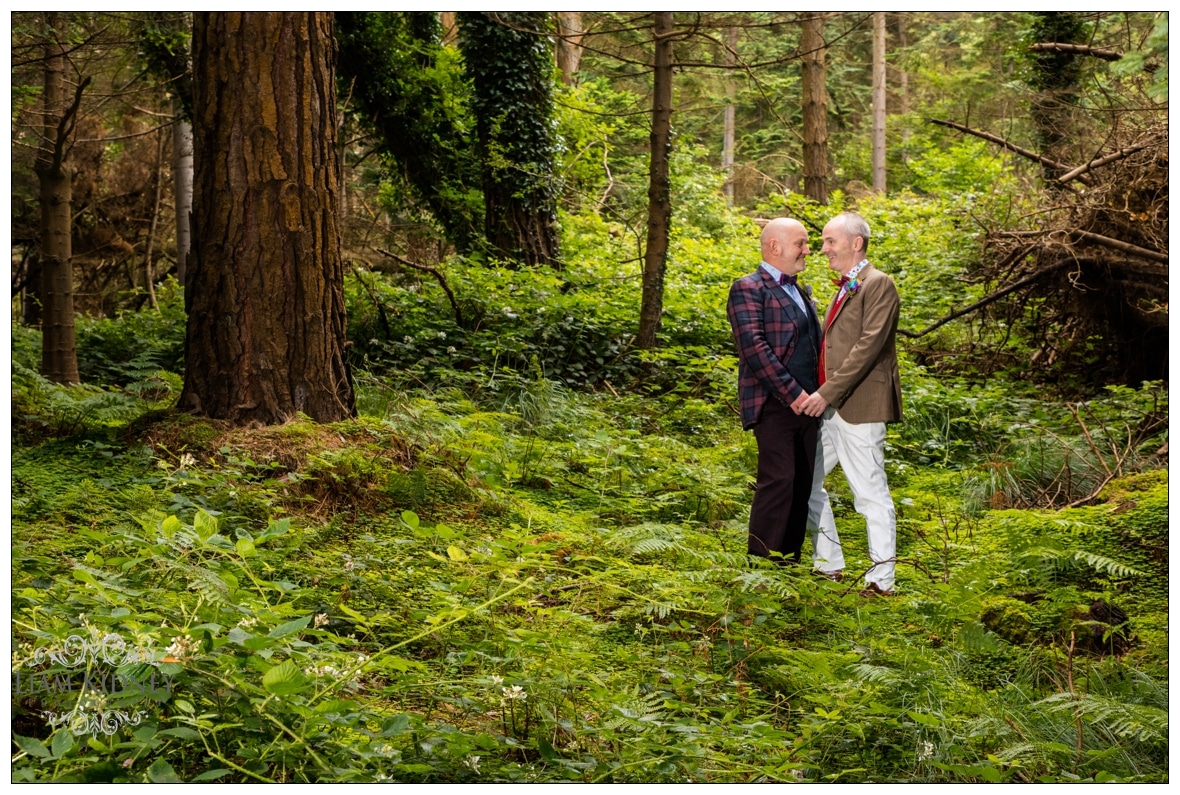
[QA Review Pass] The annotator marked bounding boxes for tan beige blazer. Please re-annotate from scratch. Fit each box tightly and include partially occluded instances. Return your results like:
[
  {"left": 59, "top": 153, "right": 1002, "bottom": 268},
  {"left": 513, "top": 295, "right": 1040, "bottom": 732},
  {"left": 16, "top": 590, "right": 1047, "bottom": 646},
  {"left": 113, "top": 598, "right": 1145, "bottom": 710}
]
[{"left": 816, "top": 263, "right": 903, "bottom": 424}]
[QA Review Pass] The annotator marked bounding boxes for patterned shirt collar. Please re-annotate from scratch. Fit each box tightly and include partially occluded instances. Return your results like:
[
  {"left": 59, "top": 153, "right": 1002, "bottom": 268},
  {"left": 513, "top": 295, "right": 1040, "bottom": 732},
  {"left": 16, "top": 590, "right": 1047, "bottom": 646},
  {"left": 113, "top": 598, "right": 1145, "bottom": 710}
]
[{"left": 843, "top": 259, "right": 869, "bottom": 282}]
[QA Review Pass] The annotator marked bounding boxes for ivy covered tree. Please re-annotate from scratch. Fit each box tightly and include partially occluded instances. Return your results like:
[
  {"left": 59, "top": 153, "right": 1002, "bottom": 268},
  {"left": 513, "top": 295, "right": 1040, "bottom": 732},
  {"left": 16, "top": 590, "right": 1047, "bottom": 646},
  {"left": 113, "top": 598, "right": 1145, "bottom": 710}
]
[
  {"left": 1027, "top": 11, "right": 1088, "bottom": 182},
  {"left": 458, "top": 12, "right": 561, "bottom": 267}
]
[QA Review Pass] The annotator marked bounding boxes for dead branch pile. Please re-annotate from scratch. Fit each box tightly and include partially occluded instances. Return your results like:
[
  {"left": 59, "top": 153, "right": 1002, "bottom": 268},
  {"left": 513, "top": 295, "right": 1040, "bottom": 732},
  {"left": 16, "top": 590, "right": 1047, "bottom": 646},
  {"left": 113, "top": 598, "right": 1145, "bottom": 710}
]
[{"left": 916, "top": 118, "right": 1168, "bottom": 386}]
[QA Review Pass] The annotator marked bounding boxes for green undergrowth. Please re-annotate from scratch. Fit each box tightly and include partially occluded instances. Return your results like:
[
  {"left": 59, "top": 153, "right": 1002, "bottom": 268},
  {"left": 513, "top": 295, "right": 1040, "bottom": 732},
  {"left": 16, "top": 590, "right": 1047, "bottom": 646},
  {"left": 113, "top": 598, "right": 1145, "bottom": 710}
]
[{"left": 10, "top": 377, "right": 1168, "bottom": 783}]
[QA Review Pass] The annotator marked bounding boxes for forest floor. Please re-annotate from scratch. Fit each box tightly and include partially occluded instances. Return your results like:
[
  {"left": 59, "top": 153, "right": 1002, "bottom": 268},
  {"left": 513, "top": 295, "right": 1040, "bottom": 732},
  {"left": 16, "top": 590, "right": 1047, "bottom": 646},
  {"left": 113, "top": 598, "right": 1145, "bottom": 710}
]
[{"left": 10, "top": 378, "right": 1169, "bottom": 783}]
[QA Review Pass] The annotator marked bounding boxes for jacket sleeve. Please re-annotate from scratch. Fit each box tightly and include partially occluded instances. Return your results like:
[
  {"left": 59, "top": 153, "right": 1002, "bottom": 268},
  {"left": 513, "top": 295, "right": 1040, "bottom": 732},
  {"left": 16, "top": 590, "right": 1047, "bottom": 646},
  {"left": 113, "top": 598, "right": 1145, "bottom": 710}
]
[
  {"left": 727, "top": 278, "right": 804, "bottom": 403},
  {"left": 817, "top": 273, "right": 899, "bottom": 408}
]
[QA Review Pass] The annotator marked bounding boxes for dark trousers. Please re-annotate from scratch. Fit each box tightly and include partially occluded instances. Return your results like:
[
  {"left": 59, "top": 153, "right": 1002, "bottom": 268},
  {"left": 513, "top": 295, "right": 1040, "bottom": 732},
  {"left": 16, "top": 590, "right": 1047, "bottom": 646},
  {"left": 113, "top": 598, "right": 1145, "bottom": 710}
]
[{"left": 749, "top": 398, "right": 819, "bottom": 563}]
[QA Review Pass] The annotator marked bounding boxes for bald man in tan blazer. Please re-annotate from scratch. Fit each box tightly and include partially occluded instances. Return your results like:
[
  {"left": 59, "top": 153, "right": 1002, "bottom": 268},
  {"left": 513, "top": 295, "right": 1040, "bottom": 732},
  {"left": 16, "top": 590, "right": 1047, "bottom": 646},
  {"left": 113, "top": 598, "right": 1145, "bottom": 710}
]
[{"left": 800, "top": 212, "right": 902, "bottom": 596}]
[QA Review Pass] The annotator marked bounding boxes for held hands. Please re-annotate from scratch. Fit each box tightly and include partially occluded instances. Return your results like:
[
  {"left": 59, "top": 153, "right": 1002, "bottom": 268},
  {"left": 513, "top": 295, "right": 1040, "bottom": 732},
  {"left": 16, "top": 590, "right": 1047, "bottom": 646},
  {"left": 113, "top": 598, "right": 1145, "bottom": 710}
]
[
  {"left": 799, "top": 392, "right": 829, "bottom": 417},
  {"left": 789, "top": 391, "right": 810, "bottom": 415}
]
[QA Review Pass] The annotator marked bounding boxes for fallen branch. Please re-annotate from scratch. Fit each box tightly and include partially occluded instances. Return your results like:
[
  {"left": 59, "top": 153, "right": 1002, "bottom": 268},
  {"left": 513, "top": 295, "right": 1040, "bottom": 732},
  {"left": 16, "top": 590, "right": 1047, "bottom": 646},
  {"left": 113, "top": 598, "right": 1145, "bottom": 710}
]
[
  {"left": 1056, "top": 144, "right": 1148, "bottom": 184},
  {"left": 994, "top": 229, "right": 1168, "bottom": 265},
  {"left": 1072, "top": 229, "right": 1168, "bottom": 264},
  {"left": 927, "top": 118, "right": 1091, "bottom": 185},
  {"left": 376, "top": 248, "right": 465, "bottom": 329},
  {"left": 1028, "top": 42, "right": 1122, "bottom": 61}
]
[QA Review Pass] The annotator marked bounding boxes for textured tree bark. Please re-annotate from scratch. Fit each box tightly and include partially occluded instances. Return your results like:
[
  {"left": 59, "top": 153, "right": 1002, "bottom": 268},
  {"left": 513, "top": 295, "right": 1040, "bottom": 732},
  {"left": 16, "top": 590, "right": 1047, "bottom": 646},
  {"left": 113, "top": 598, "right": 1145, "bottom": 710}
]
[
  {"left": 181, "top": 12, "right": 355, "bottom": 425},
  {"left": 637, "top": 12, "right": 674, "bottom": 351},
  {"left": 556, "top": 12, "right": 584, "bottom": 85},
  {"left": 800, "top": 13, "right": 829, "bottom": 205},
  {"left": 871, "top": 12, "right": 887, "bottom": 194},
  {"left": 172, "top": 106, "right": 193, "bottom": 287},
  {"left": 721, "top": 26, "right": 737, "bottom": 205},
  {"left": 36, "top": 12, "right": 80, "bottom": 385}
]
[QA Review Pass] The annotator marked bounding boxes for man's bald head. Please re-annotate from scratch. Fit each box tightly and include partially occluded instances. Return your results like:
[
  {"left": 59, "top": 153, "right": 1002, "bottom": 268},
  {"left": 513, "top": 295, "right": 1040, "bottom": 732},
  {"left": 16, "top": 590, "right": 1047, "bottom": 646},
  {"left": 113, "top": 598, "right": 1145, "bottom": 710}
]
[
  {"left": 761, "top": 217, "right": 806, "bottom": 258},
  {"left": 760, "top": 217, "right": 811, "bottom": 277}
]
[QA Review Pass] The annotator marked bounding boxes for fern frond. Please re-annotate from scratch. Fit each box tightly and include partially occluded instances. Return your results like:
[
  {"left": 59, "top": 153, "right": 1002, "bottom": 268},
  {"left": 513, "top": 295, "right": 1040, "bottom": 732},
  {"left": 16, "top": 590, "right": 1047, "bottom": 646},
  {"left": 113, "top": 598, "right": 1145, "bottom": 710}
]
[
  {"left": 848, "top": 663, "right": 903, "bottom": 686},
  {"left": 1019, "top": 546, "right": 1144, "bottom": 578},
  {"left": 1039, "top": 692, "right": 1168, "bottom": 745}
]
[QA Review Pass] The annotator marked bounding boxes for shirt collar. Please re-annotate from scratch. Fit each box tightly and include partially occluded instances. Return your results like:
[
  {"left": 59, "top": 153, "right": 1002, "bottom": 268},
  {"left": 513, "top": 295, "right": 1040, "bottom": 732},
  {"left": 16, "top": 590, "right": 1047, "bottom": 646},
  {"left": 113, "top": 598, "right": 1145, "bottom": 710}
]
[
  {"left": 760, "top": 261, "right": 785, "bottom": 284},
  {"left": 843, "top": 259, "right": 869, "bottom": 282}
]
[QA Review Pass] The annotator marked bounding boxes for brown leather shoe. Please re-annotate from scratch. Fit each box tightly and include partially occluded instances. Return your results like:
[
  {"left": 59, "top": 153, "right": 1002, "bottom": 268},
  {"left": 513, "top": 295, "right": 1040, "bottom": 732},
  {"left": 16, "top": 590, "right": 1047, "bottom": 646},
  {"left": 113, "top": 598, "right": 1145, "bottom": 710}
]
[
  {"left": 813, "top": 569, "right": 844, "bottom": 583},
  {"left": 859, "top": 582, "right": 894, "bottom": 597}
]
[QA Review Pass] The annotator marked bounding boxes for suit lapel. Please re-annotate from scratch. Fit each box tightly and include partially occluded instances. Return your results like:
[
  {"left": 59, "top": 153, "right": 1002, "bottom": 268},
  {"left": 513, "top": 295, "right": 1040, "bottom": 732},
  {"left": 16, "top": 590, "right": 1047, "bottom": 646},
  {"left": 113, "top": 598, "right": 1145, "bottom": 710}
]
[{"left": 825, "top": 263, "right": 873, "bottom": 330}]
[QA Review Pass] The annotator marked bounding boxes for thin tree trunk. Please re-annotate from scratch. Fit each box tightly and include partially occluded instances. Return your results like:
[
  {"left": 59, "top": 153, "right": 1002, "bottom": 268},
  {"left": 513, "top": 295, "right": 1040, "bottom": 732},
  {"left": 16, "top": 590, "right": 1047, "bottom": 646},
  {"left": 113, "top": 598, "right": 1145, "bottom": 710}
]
[
  {"left": 637, "top": 12, "right": 674, "bottom": 351},
  {"left": 181, "top": 12, "right": 355, "bottom": 425},
  {"left": 440, "top": 12, "right": 458, "bottom": 46},
  {"left": 897, "top": 13, "right": 909, "bottom": 117},
  {"left": 871, "top": 12, "right": 887, "bottom": 194},
  {"left": 801, "top": 13, "right": 829, "bottom": 204},
  {"left": 172, "top": 101, "right": 193, "bottom": 287},
  {"left": 36, "top": 12, "right": 80, "bottom": 385},
  {"left": 556, "top": 12, "right": 584, "bottom": 85},
  {"left": 142, "top": 125, "right": 165, "bottom": 310},
  {"left": 721, "top": 26, "right": 737, "bottom": 205}
]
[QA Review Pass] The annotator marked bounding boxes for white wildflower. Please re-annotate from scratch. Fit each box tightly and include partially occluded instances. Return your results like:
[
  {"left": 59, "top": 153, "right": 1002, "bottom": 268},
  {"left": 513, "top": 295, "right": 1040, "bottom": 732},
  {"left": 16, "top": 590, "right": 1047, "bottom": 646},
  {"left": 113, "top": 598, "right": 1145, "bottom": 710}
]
[
  {"left": 166, "top": 635, "right": 197, "bottom": 660},
  {"left": 491, "top": 674, "right": 503, "bottom": 686},
  {"left": 501, "top": 685, "right": 527, "bottom": 702},
  {"left": 178, "top": 453, "right": 197, "bottom": 470},
  {"left": 917, "top": 740, "right": 935, "bottom": 761},
  {"left": 465, "top": 755, "right": 481, "bottom": 773},
  {"left": 314, "top": 613, "right": 329, "bottom": 628}
]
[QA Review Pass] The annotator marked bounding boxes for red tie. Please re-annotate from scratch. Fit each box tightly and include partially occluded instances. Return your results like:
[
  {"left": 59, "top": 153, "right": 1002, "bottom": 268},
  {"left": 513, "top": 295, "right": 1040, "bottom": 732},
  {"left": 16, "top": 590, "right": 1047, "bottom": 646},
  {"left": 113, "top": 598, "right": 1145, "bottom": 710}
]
[{"left": 818, "top": 282, "right": 851, "bottom": 387}]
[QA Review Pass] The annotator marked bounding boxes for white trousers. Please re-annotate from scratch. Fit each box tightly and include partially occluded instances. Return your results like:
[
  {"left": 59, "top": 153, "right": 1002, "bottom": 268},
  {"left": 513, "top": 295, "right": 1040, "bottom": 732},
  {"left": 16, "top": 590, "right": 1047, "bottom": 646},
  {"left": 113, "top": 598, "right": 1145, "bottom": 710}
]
[{"left": 807, "top": 407, "right": 897, "bottom": 591}]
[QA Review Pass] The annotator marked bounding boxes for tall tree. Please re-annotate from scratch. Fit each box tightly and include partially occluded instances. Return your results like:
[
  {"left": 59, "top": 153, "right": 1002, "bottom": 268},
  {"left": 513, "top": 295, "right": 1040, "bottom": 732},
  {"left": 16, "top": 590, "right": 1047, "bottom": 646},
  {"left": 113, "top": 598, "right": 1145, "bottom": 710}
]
[
  {"left": 721, "top": 26, "right": 737, "bottom": 205},
  {"left": 458, "top": 12, "right": 561, "bottom": 267},
  {"left": 800, "top": 13, "right": 830, "bottom": 204},
  {"left": 636, "top": 11, "right": 675, "bottom": 350},
  {"left": 871, "top": 12, "right": 887, "bottom": 194},
  {"left": 180, "top": 12, "right": 355, "bottom": 424},
  {"left": 35, "top": 12, "right": 84, "bottom": 384},
  {"left": 556, "top": 12, "right": 585, "bottom": 85}
]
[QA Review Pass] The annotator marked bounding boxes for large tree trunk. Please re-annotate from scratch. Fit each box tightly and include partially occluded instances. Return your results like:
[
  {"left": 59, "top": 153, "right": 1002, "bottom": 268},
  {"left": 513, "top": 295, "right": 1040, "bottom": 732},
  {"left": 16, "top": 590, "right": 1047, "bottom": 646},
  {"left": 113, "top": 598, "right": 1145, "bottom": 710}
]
[
  {"left": 459, "top": 12, "right": 560, "bottom": 267},
  {"left": 556, "top": 12, "right": 584, "bottom": 85},
  {"left": 36, "top": 12, "right": 80, "bottom": 385},
  {"left": 172, "top": 107, "right": 193, "bottom": 287},
  {"left": 800, "top": 13, "right": 829, "bottom": 204},
  {"left": 871, "top": 12, "right": 887, "bottom": 194},
  {"left": 721, "top": 26, "right": 737, "bottom": 205},
  {"left": 636, "top": 11, "right": 674, "bottom": 351},
  {"left": 181, "top": 12, "right": 355, "bottom": 425}
]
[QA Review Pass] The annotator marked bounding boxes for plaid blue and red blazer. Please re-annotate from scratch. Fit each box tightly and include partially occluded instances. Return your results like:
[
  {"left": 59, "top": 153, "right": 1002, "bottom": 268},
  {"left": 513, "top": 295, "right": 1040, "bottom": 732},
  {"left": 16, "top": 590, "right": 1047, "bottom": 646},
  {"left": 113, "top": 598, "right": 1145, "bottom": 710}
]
[{"left": 727, "top": 266, "right": 819, "bottom": 430}]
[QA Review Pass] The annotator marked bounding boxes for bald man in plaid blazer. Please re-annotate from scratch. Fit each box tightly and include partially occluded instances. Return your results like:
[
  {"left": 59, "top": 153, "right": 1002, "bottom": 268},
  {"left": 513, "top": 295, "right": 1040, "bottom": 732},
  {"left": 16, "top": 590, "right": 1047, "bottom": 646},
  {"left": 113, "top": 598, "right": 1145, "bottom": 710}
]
[{"left": 727, "top": 218, "right": 822, "bottom": 565}]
